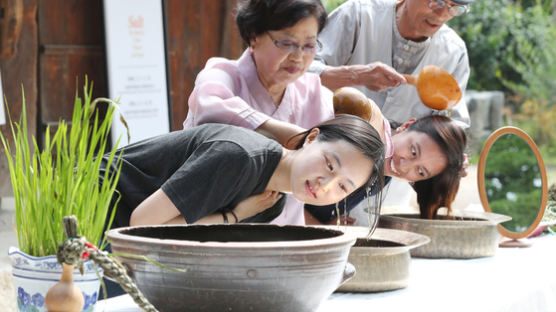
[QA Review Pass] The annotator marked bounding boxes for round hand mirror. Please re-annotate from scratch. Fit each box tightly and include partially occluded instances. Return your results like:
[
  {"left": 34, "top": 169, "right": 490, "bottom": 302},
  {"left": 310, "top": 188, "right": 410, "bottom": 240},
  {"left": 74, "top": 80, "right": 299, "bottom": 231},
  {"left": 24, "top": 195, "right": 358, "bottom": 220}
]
[{"left": 477, "top": 127, "right": 548, "bottom": 243}]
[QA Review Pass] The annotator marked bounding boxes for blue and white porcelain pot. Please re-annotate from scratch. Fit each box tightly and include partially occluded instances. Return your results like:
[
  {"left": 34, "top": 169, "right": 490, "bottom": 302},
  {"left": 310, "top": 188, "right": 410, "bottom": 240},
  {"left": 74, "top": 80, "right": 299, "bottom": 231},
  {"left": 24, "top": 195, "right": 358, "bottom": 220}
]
[{"left": 8, "top": 247, "right": 103, "bottom": 312}]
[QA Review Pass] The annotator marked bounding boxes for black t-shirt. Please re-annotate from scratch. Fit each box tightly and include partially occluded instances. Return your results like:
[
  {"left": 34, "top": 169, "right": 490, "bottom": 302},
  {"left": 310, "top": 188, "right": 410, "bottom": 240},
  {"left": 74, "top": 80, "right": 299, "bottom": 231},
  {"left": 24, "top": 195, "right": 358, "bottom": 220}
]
[{"left": 101, "top": 124, "right": 284, "bottom": 228}]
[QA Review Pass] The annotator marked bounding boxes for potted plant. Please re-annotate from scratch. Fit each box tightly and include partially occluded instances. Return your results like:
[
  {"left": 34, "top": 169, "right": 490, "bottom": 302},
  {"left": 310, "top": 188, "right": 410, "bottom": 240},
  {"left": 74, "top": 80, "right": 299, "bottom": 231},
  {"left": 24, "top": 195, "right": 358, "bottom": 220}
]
[{"left": 1, "top": 79, "right": 125, "bottom": 312}]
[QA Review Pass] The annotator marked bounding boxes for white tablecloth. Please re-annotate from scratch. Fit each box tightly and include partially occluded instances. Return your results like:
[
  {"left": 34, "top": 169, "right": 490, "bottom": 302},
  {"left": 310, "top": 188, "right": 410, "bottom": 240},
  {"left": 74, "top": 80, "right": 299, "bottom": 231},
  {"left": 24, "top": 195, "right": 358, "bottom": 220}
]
[{"left": 95, "top": 234, "right": 556, "bottom": 312}]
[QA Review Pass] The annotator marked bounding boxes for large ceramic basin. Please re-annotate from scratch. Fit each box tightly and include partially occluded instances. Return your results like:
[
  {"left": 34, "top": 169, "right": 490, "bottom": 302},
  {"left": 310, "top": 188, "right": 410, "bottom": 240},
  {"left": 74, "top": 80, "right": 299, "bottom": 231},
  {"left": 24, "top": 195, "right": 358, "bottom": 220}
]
[
  {"left": 106, "top": 224, "right": 356, "bottom": 312},
  {"left": 379, "top": 211, "right": 511, "bottom": 258}
]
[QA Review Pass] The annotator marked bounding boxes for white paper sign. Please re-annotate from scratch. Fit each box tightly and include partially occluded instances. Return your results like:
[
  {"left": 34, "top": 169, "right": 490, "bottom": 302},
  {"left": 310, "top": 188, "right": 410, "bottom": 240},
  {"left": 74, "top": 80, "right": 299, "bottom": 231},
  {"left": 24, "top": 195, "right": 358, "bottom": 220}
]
[
  {"left": 0, "top": 70, "right": 5, "bottom": 125},
  {"left": 104, "top": 0, "right": 170, "bottom": 147}
]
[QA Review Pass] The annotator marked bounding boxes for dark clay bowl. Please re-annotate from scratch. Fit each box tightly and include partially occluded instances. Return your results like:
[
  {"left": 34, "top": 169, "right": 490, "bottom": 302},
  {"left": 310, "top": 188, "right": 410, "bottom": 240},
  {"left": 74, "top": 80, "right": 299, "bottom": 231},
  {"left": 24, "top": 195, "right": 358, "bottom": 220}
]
[{"left": 106, "top": 224, "right": 356, "bottom": 312}]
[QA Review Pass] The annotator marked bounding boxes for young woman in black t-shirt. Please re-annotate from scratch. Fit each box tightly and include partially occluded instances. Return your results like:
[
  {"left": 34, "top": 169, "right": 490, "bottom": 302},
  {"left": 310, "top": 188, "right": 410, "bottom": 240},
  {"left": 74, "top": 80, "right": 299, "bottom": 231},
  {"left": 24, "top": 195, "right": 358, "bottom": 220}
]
[{"left": 102, "top": 114, "right": 385, "bottom": 228}]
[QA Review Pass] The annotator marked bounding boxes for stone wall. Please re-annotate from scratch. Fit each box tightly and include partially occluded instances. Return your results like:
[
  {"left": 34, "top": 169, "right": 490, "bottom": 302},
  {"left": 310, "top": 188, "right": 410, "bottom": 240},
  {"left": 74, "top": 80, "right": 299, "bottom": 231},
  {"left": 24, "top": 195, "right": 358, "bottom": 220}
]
[{"left": 465, "top": 90, "right": 505, "bottom": 155}]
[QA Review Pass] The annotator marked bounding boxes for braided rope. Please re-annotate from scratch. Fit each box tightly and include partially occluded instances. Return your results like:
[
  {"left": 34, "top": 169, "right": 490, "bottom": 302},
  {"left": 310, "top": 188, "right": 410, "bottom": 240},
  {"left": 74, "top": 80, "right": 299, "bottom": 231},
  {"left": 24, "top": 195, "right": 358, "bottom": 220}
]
[{"left": 57, "top": 216, "right": 159, "bottom": 312}]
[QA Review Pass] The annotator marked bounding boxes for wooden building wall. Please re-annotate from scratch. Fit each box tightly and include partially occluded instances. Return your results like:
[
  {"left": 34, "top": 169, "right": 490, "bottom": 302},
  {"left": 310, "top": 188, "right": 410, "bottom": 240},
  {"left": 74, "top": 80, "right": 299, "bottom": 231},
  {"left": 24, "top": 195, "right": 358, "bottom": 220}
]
[
  {"left": 0, "top": 0, "right": 38, "bottom": 196},
  {"left": 166, "top": 0, "right": 244, "bottom": 129}
]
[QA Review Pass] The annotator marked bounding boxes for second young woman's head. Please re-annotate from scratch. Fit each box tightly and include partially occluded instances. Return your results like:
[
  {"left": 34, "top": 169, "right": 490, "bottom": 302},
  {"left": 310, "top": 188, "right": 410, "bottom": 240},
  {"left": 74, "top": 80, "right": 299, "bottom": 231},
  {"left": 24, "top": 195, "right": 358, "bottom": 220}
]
[
  {"left": 236, "top": 0, "right": 327, "bottom": 89},
  {"left": 288, "top": 114, "right": 385, "bottom": 207},
  {"left": 389, "top": 115, "right": 467, "bottom": 218}
]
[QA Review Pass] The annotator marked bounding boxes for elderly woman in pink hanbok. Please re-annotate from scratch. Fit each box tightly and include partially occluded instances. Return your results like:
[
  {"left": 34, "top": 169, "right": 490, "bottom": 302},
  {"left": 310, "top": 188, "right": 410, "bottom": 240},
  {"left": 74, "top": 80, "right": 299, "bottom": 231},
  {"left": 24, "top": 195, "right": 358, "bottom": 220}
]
[{"left": 183, "top": 0, "right": 333, "bottom": 225}]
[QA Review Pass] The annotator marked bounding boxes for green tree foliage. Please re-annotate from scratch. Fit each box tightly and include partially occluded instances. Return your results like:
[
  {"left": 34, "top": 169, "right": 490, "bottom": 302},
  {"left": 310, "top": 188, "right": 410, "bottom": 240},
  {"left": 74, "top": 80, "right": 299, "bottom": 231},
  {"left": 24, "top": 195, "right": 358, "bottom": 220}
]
[
  {"left": 449, "top": 0, "right": 556, "bottom": 103},
  {"left": 546, "top": 184, "right": 556, "bottom": 229},
  {"left": 519, "top": 0, "right": 554, "bottom": 11},
  {"left": 510, "top": 99, "right": 556, "bottom": 161},
  {"left": 322, "top": 0, "right": 347, "bottom": 13}
]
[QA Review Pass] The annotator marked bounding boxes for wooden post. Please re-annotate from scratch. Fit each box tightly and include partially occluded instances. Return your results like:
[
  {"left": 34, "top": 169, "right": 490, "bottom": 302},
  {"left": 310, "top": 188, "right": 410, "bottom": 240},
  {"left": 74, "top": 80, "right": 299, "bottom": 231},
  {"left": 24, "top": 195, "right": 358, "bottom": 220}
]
[{"left": 0, "top": 0, "right": 38, "bottom": 197}]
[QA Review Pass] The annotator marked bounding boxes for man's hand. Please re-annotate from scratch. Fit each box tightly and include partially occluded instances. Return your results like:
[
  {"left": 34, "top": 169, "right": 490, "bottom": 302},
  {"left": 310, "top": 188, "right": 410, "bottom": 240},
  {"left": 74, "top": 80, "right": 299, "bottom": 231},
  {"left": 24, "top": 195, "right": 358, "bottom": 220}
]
[
  {"left": 320, "top": 62, "right": 406, "bottom": 92},
  {"left": 359, "top": 62, "right": 407, "bottom": 92}
]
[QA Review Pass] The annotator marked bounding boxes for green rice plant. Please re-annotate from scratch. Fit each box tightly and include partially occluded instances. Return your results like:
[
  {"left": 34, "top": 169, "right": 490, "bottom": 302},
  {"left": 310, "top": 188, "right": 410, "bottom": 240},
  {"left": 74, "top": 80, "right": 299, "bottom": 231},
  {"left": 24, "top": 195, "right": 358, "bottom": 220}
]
[{"left": 0, "top": 79, "right": 125, "bottom": 257}]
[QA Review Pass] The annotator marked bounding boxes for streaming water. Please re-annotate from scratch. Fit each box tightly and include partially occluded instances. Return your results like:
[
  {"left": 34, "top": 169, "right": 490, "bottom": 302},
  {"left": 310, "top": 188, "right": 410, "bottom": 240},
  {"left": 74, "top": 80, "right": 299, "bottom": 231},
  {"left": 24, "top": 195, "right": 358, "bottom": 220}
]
[
  {"left": 366, "top": 187, "right": 378, "bottom": 238},
  {"left": 343, "top": 199, "right": 348, "bottom": 226},
  {"left": 335, "top": 200, "right": 349, "bottom": 231},
  {"left": 335, "top": 202, "right": 340, "bottom": 227}
]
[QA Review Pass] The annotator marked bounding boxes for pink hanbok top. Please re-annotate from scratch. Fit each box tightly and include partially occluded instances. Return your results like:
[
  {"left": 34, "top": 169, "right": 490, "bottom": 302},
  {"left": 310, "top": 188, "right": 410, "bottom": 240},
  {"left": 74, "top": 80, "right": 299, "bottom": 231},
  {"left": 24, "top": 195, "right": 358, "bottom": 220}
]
[{"left": 184, "top": 49, "right": 334, "bottom": 225}]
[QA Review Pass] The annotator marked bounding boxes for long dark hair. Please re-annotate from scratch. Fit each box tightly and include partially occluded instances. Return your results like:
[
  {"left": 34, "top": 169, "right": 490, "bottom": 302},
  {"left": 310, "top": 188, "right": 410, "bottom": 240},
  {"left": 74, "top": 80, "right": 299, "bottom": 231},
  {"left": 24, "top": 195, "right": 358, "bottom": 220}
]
[
  {"left": 236, "top": 0, "right": 327, "bottom": 45},
  {"left": 407, "top": 116, "right": 467, "bottom": 219},
  {"left": 291, "top": 114, "right": 386, "bottom": 214}
]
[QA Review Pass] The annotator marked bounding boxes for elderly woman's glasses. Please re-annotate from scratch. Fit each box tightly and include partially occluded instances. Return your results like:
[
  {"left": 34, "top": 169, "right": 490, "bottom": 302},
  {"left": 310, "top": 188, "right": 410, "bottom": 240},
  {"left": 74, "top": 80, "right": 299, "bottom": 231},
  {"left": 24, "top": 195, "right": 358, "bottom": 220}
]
[
  {"left": 267, "top": 32, "right": 322, "bottom": 55},
  {"left": 428, "top": 0, "right": 470, "bottom": 17}
]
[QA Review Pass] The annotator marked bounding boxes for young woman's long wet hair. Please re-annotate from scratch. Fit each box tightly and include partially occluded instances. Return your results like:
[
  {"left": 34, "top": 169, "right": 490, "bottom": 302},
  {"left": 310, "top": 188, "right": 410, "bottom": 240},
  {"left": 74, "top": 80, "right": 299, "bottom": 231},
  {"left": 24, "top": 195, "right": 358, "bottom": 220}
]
[
  {"left": 407, "top": 116, "right": 467, "bottom": 219},
  {"left": 290, "top": 114, "right": 386, "bottom": 219},
  {"left": 236, "top": 0, "right": 327, "bottom": 45}
]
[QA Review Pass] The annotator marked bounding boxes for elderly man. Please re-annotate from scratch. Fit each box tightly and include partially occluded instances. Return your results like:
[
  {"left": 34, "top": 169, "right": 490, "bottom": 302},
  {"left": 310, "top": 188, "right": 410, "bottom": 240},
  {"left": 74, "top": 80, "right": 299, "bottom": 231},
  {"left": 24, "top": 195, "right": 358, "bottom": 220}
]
[{"left": 311, "top": 0, "right": 474, "bottom": 128}]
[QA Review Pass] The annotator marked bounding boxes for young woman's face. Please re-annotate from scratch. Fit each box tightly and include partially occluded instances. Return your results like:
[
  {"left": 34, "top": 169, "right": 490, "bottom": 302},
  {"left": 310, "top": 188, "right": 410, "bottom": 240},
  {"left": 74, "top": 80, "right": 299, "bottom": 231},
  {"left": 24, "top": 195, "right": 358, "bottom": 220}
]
[
  {"left": 385, "top": 130, "right": 447, "bottom": 182},
  {"left": 290, "top": 132, "right": 374, "bottom": 206},
  {"left": 250, "top": 16, "right": 319, "bottom": 91}
]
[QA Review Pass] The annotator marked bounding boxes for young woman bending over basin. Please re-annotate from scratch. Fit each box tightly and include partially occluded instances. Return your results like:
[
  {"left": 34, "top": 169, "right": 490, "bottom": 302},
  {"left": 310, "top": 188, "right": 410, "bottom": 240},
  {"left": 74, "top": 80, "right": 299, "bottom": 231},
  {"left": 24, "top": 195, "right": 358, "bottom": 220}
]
[
  {"left": 100, "top": 115, "right": 385, "bottom": 229},
  {"left": 305, "top": 88, "right": 468, "bottom": 225}
]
